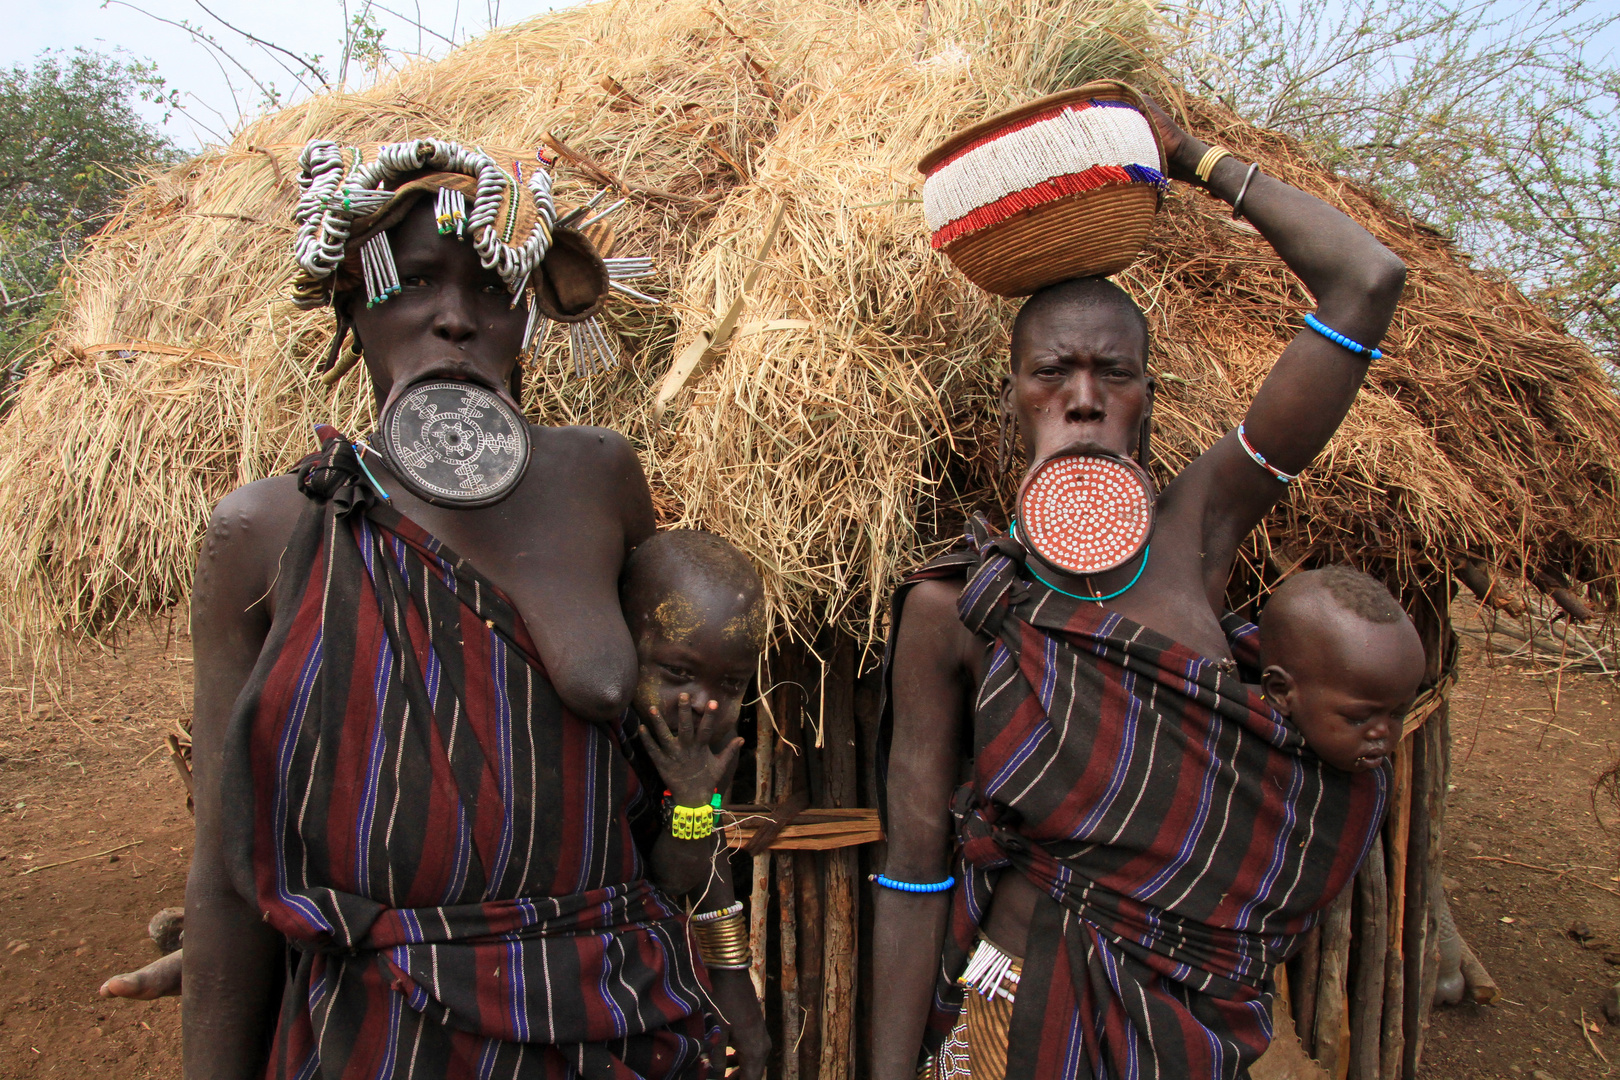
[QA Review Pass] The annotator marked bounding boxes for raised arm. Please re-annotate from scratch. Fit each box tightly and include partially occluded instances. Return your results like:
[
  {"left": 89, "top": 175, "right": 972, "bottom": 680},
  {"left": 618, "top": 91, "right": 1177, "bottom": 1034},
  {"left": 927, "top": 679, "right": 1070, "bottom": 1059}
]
[
  {"left": 872, "top": 579, "right": 973, "bottom": 1080},
  {"left": 1142, "top": 100, "right": 1407, "bottom": 586},
  {"left": 183, "top": 480, "right": 296, "bottom": 1080}
]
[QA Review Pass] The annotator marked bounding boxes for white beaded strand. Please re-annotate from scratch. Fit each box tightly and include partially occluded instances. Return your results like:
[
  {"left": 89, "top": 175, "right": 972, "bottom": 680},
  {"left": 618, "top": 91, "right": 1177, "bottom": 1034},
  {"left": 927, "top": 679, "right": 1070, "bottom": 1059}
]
[
  {"left": 360, "top": 233, "right": 401, "bottom": 307},
  {"left": 435, "top": 186, "right": 468, "bottom": 237},
  {"left": 293, "top": 137, "right": 557, "bottom": 304},
  {"left": 958, "top": 938, "right": 1020, "bottom": 1002}
]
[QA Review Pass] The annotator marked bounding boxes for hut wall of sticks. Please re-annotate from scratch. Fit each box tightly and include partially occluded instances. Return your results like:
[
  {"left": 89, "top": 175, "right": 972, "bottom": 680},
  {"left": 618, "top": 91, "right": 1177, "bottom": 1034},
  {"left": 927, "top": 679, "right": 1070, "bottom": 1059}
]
[{"left": 4, "top": 0, "right": 1620, "bottom": 1075}]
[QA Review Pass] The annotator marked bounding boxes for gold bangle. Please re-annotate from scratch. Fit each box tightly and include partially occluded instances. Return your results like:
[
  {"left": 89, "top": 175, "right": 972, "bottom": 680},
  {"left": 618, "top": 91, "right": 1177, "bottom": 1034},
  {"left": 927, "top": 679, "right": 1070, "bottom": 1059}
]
[
  {"left": 670, "top": 804, "right": 715, "bottom": 840},
  {"left": 1195, "top": 146, "right": 1232, "bottom": 184},
  {"left": 693, "top": 909, "right": 751, "bottom": 968}
]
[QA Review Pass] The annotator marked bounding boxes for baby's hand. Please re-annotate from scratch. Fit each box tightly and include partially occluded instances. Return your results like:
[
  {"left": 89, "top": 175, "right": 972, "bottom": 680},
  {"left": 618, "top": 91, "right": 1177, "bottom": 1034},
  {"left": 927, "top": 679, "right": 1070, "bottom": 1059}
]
[{"left": 637, "top": 694, "right": 744, "bottom": 811}]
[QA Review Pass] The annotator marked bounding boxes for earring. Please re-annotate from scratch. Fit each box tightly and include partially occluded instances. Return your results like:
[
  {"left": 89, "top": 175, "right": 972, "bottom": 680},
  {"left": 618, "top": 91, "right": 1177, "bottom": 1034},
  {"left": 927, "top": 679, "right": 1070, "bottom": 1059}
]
[
  {"left": 997, "top": 399, "right": 1014, "bottom": 476},
  {"left": 318, "top": 311, "right": 364, "bottom": 386},
  {"left": 319, "top": 308, "right": 356, "bottom": 374},
  {"left": 319, "top": 322, "right": 348, "bottom": 374}
]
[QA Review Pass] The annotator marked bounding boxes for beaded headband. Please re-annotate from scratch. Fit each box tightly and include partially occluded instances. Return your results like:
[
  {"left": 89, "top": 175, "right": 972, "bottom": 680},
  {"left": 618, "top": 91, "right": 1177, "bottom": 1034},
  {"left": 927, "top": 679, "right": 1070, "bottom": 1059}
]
[
  {"left": 291, "top": 138, "right": 657, "bottom": 377},
  {"left": 918, "top": 82, "right": 1168, "bottom": 297}
]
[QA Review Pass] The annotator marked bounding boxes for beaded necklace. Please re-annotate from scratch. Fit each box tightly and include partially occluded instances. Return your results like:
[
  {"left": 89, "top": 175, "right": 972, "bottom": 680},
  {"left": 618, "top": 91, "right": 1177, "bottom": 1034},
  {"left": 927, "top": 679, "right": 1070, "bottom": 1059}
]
[{"left": 1010, "top": 519, "right": 1150, "bottom": 603}]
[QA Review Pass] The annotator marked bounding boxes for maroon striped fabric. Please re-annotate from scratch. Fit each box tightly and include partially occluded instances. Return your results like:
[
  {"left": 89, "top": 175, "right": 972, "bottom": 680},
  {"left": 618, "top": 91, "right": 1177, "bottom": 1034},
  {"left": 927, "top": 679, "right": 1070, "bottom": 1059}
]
[
  {"left": 221, "top": 432, "right": 719, "bottom": 1079},
  {"left": 880, "top": 517, "right": 1388, "bottom": 1079}
]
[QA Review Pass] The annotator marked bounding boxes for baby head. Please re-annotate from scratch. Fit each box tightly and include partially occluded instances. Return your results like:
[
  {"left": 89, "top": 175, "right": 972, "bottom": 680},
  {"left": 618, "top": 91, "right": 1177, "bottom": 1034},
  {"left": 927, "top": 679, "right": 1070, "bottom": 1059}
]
[
  {"left": 621, "top": 529, "right": 767, "bottom": 734},
  {"left": 1259, "top": 567, "right": 1425, "bottom": 773}
]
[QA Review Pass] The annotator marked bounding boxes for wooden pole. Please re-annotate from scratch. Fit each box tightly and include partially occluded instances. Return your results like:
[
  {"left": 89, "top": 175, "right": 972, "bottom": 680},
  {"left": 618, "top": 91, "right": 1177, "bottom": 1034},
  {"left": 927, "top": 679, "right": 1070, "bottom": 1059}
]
[
  {"left": 751, "top": 655, "right": 778, "bottom": 999},
  {"left": 1293, "top": 926, "right": 1322, "bottom": 1059},
  {"left": 1313, "top": 886, "right": 1354, "bottom": 1080},
  {"left": 794, "top": 639, "right": 825, "bottom": 1080},
  {"left": 797, "top": 850, "right": 825, "bottom": 1080},
  {"left": 1350, "top": 834, "right": 1388, "bottom": 1080},
  {"left": 1402, "top": 582, "right": 1451, "bottom": 1079},
  {"left": 823, "top": 848, "right": 856, "bottom": 1077},
  {"left": 819, "top": 637, "right": 858, "bottom": 1079},
  {"left": 1404, "top": 704, "right": 1448, "bottom": 1077},
  {"left": 774, "top": 642, "right": 807, "bottom": 1080},
  {"left": 1399, "top": 724, "right": 1432, "bottom": 1080},
  {"left": 778, "top": 851, "right": 801, "bottom": 1080},
  {"left": 1452, "top": 560, "right": 1527, "bottom": 617},
  {"left": 1380, "top": 739, "right": 1413, "bottom": 1080}
]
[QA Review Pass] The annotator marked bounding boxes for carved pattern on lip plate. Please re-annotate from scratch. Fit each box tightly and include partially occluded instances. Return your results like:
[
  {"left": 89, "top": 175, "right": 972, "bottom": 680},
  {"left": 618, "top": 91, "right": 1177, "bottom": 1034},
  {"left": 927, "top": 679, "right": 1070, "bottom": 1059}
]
[
  {"left": 380, "top": 379, "right": 530, "bottom": 507},
  {"left": 1019, "top": 454, "right": 1153, "bottom": 575}
]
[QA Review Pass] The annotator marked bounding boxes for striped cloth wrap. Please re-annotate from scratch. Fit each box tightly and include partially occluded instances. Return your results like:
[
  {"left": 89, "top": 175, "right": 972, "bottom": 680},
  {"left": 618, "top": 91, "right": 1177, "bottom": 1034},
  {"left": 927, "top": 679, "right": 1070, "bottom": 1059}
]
[
  {"left": 222, "top": 430, "right": 719, "bottom": 1079},
  {"left": 880, "top": 516, "right": 1389, "bottom": 1079},
  {"left": 921, "top": 98, "right": 1168, "bottom": 251}
]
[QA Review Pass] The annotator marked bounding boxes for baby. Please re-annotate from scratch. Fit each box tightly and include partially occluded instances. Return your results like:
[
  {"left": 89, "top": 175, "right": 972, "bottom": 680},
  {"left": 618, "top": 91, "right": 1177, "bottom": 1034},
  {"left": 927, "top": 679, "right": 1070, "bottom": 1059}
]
[
  {"left": 619, "top": 528, "right": 770, "bottom": 1078},
  {"left": 616, "top": 529, "right": 766, "bottom": 888},
  {"left": 1258, "top": 566, "right": 1426, "bottom": 772}
]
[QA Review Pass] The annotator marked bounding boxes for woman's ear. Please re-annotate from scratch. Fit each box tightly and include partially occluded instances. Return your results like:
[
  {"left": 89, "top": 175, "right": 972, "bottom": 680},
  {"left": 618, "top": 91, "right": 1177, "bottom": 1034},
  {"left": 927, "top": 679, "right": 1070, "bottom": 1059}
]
[
  {"left": 1260, "top": 664, "right": 1295, "bottom": 715},
  {"left": 533, "top": 227, "right": 609, "bottom": 321}
]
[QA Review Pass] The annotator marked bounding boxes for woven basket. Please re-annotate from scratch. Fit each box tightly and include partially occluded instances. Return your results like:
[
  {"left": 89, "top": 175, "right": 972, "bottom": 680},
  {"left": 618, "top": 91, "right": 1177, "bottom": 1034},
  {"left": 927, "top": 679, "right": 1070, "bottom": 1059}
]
[{"left": 918, "top": 81, "right": 1167, "bottom": 297}]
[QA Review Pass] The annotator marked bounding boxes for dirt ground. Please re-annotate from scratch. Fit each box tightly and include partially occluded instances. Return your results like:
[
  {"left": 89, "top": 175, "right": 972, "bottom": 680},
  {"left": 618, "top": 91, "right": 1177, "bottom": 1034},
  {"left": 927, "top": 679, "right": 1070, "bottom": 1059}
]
[
  {"left": 0, "top": 626, "right": 1616, "bottom": 1079},
  {"left": 0, "top": 626, "right": 191, "bottom": 1077},
  {"left": 1421, "top": 634, "right": 1620, "bottom": 1080}
]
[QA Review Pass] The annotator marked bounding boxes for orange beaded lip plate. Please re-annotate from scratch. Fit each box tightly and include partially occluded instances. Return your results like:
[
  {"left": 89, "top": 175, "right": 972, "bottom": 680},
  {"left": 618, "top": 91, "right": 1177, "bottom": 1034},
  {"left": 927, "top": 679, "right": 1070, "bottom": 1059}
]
[{"left": 1017, "top": 453, "right": 1155, "bottom": 576}]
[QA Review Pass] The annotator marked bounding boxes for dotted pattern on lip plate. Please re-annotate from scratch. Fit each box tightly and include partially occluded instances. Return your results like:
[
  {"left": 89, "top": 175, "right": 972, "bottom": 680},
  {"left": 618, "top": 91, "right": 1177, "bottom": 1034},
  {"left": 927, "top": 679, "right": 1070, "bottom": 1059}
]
[{"left": 1019, "top": 455, "right": 1153, "bottom": 575}]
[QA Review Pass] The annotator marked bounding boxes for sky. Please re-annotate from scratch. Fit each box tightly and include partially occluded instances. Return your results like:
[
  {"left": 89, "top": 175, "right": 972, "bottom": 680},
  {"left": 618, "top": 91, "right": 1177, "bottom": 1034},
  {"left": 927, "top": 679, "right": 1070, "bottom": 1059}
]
[
  {"left": 2, "top": 0, "right": 568, "bottom": 147},
  {"left": 2, "top": 0, "right": 1616, "bottom": 150}
]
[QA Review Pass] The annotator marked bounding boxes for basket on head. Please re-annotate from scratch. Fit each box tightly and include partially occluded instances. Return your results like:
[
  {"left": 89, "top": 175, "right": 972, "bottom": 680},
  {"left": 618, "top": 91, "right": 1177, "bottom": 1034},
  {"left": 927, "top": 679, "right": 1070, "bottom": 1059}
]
[{"left": 919, "top": 81, "right": 1168, "bottom": 297}]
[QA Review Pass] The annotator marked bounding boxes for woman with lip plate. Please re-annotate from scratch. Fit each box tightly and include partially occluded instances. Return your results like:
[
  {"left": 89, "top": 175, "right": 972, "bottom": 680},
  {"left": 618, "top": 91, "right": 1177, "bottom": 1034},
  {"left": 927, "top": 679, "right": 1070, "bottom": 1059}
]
[
  {"left": 181, "top": 139, "right": 741, "bottom": 1080},
  {"left": 873, "top": 86, "right": 1409, "bottom": 1079}
]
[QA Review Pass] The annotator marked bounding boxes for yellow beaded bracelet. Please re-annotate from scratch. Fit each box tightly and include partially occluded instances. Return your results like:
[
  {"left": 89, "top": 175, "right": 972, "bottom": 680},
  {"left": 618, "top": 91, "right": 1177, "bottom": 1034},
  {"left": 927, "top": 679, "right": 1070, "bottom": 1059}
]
[{"left": 670, "top": 804, "right": 716, "bottom": 840}]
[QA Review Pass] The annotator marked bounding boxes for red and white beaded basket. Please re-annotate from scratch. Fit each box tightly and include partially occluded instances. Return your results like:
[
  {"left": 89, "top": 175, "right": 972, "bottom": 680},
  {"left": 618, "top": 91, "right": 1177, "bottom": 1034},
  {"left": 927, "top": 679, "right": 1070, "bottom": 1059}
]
[
  {"left": 1017, "top": 453, "right": 1155, "bottom": 576},
  {"left": 918, "top": 81, "right": 1168, "bottom": 297}
]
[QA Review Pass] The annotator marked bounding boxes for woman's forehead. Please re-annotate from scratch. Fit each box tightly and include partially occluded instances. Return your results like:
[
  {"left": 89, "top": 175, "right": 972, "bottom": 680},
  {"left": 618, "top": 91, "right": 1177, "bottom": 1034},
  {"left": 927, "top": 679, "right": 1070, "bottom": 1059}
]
[{"left": 1011, "top": 300, "right": 1148, "bottom": 367}]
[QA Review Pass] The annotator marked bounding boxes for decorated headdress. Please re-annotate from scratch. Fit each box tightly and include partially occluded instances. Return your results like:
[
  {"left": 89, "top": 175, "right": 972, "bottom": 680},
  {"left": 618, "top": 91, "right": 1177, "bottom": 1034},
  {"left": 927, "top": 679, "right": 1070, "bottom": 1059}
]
[
  {"left": 291, "top": 137, "right": 656, "bottom": 378},
  {"left": 918, "top": 81, "right": 1168, "bottom": 297}
]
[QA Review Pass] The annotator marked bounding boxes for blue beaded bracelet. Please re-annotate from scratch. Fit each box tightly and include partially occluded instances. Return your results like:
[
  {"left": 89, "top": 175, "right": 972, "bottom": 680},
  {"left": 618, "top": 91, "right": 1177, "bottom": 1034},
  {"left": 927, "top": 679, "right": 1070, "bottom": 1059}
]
[
  {"left": 870, "top": 873, "right": 955, "bottom": 894},
  {"left": 1304, "top": 313, "right": 1383, "bottom": 361}
]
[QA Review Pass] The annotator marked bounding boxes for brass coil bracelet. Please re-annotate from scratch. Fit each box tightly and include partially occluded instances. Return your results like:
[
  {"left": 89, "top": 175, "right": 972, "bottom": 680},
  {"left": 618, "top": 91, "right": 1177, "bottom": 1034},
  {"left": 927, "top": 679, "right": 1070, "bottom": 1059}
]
[{"left": 692, "top": 903, "right": 750, "bottom": 969}]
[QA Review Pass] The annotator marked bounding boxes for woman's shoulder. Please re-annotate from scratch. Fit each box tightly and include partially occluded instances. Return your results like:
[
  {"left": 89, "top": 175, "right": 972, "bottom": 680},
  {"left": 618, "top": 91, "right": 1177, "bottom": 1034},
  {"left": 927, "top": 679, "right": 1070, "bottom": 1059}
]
[
  {"left": 525, "top": 424, "right": 654, "bottom": 544},
  {"left": 208, "top": 474, "right": 304, "bottom": 542},
  {"left": 530, "top": 423, "right": 639, "bottom": 471}
]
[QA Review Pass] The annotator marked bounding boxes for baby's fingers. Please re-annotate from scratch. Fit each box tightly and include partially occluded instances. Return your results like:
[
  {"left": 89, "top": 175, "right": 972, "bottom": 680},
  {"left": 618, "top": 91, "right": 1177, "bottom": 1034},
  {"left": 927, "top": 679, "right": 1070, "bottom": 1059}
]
[
  {"left": 636, "top": 724, "right": 670, "bottom": 767},
  {"left": 646, "top": 707, "right": 678, "bottom": 752},
  {"left": 676, "top": 693, "right": 696, "bottom": 745},
  {"left": 695, "top": 699, "right": 722, "bottom": 746}
]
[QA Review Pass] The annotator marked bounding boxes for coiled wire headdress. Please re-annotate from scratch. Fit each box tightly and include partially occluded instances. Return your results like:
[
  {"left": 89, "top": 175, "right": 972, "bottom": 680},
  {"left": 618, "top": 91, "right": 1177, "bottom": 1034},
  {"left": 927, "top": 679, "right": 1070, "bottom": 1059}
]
[{"left": 291, "top": 137, "right": 656, "bottom": 378}]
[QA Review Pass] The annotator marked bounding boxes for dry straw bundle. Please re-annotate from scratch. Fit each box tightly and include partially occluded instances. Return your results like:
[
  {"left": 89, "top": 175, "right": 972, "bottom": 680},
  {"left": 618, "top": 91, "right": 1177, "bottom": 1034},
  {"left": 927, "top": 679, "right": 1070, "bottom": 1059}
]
[{"left": 2, "top": 0, "right": 1617, "bottom": 649}]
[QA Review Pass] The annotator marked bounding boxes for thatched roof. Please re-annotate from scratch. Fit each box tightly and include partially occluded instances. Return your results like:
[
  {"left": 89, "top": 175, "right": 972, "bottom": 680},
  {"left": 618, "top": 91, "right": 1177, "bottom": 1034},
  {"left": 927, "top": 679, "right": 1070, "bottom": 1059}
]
[{"left": 3, "top": 0, "right": 1617, "bottom": 648}]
